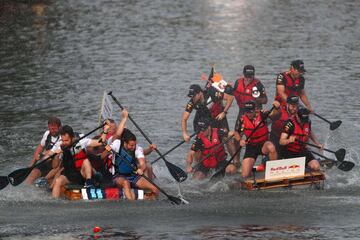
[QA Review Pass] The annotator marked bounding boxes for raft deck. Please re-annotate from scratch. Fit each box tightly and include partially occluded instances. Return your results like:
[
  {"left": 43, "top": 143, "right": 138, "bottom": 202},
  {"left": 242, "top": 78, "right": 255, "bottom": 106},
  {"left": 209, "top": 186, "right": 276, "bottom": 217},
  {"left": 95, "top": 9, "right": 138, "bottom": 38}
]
[
  {"left": 61, "top": 184, "right": 156, "bottom": 201},
  {"left": 239, "top": 170, "right": 325, "bottom": 191}
]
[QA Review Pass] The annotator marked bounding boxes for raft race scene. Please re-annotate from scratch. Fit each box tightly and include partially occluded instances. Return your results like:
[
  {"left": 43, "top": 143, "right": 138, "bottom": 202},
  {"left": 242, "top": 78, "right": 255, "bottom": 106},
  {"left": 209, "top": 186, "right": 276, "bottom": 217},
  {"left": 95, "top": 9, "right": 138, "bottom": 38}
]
[{"left": 0, "top": 0, "right": 359, "bottom": 239}]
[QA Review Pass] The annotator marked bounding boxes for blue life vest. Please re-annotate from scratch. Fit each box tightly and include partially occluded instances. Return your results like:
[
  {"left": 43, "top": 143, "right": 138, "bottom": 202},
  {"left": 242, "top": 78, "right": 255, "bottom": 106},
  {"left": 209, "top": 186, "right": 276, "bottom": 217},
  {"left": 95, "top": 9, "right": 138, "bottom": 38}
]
[{"left": 114, "top": 147, "right": 137, "bottom": 175}]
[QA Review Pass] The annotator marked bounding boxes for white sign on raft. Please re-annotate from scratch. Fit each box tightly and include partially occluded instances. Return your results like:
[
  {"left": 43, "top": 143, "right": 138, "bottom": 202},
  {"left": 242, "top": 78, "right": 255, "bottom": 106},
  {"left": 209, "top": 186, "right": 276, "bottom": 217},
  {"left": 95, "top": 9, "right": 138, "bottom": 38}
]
[{"left": 265, "top": 157, "right": 306, "bottom": 181}]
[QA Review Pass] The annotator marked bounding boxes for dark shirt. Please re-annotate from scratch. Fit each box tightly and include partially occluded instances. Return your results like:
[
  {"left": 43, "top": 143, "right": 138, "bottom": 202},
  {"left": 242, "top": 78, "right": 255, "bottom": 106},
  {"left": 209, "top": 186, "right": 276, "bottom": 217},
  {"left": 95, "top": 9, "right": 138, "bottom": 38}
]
[{"left": 276, "top": 73, "right": 305, "bottom": 92}]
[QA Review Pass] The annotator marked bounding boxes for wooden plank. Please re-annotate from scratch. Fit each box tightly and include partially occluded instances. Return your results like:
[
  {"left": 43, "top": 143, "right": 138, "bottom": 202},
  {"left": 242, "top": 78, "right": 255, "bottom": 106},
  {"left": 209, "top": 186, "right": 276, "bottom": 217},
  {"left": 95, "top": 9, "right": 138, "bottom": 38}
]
[{"left": 240, "top": 171, "right": 325, "bottom": 191}]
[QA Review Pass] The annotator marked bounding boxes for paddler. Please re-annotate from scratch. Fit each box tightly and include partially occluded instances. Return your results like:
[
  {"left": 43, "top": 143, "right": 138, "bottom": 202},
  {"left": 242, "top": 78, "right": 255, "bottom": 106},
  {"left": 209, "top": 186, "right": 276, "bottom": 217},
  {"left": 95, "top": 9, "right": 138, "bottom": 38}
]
[
  {"left": 279, "top": 108, "right": 323, "bottom": 171},
  {"left": 181, "top": 72, "right": 233, "bottom": 143},
  {"left": 51, "top": 124, "right": 110, "bottom": 198},
  {"left": 274, "top": 60, "right": 313, "bottom": 111},
  {"left": 233, "top": 100, "right": 280, "bottom": 178},
  {"left": 186, "top": 118, "right": 237, "bottom": 180}
]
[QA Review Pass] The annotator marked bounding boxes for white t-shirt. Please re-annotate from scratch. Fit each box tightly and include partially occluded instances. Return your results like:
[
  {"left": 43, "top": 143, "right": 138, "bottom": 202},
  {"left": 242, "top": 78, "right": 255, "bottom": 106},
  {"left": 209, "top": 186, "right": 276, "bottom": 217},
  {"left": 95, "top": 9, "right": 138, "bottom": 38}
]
[
  {"left": 40, "top": 130, "right": 61, "bottom": 149},
  {"left": 51, "top": 133, "right": 92, "bottom": 155}
]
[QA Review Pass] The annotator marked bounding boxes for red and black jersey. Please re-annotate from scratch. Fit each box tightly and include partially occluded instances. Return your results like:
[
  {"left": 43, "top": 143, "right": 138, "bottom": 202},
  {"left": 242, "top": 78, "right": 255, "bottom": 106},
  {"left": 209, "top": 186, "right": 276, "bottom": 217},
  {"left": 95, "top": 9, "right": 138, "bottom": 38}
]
[
  {"left": 233, "top": 77, "right": 266, "bottom": 108},
  {"left": 282, "top": 117, "right": 311, "bottom": 153},
  {"left": 275, "top": 72, "right": 305, "bottom": 107}
]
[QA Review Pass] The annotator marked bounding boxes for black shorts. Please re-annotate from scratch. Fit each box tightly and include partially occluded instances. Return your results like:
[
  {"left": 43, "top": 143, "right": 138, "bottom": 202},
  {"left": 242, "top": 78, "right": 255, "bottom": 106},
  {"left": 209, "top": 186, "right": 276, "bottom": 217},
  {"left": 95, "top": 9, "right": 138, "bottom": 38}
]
[
  {"left": 62, "top": 169, "right": 85, "bottom": 185},
  {"left": 282, "top": 149, "right": 317, "bottom": 164},
  {"left": 269, "top": 132, "right": 285, "bottom": 158},
  {"left": 35, "top": 160, "right": 53, "bottom": 176},
  {"left": 194, "top": 160, "right": 227, "bottom": 176},
  {"left": 243, "top": 143, "right": 264, "bottom": 160}
]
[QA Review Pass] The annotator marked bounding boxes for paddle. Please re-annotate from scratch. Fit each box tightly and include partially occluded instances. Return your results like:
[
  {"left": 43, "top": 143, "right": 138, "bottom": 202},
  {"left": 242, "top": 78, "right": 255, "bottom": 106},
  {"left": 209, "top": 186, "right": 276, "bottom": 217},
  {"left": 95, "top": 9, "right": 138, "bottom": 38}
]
[
  {"left": 6, "top": 123, "right": 106, "bottom": 187},
  {"left": 108, "top": 91, "right": 187, "bottom": 183},
  {"left": 295, "top": 139, "right": 346, "bottom": 162},
  {"left": 151, "top": 132, "right": 197, "bottom": 165},
  {"left": 210, "top": 106, "right": 276, "bottom": 180},
  {"left": 107, "top": 146, "right": 185, "bottom": 205},
  {"left": 311, "top": 150, "right": 354, "bottom": 172},
  {"left": 0, "top": 176, "right": 9, "bottom": 190},
  {"left": 311, "top": 112, "right": 342, "bottom": 130}
]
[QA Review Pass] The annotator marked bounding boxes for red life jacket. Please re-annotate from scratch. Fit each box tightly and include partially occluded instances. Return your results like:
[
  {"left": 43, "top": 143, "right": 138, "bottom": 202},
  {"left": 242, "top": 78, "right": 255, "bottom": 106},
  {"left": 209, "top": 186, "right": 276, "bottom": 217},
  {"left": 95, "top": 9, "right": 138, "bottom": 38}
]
[
  {"left": 198, "top": 128, "right": 226, "bottom": 168},
  {"left": 73, "top": 149, "right": 88, "bottom": 170},
  {"left": 271, "top": 107, "right": 289, "bottom": 137},
  {"left": 233, "top": 78, "right": 260, "bottom": 108},
  {"left": 242, "top": 113, "right": 269, "bottom": 145},
  {"left": 286, "top": 118, "right": 311, "bottom": 153},
  {"left": 275, "top": 72, "right": 301, "bottom": 107}
]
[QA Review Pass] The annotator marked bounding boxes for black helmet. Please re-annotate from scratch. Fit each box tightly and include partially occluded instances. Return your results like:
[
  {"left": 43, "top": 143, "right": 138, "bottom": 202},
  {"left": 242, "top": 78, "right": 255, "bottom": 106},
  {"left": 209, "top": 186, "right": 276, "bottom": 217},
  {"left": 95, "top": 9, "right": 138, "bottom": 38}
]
[{"left": 297, "top": 108, "right": 310, "bottom": 122}]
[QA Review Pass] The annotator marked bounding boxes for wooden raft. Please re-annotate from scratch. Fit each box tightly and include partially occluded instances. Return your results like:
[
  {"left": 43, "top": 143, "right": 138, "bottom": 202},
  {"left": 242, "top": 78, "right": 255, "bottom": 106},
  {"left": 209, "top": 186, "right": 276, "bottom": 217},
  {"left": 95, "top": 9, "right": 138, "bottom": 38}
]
[
  {"left": 61, "top": 184, "right": 156, "bottom": 201},
  {"left": 240, "top": 170, "right": 326, "bottom": 191}
]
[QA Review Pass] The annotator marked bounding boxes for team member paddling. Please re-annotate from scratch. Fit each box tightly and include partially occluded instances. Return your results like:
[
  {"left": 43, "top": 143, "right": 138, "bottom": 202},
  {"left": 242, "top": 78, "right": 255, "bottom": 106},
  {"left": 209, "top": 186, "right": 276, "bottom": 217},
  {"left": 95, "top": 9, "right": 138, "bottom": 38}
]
[
  {"left": 279, "top": 108, "right": 323, "bottom": 171},
  {"left": 26, "top": 117, "right": 62, "bottom": 185},
  {"left": 234, "top": 101, "right": 280, "bottom": 178},
  {"left": 186, "top": 118, "right": 237, "bottom": 180},
  {"left": 105, "top": 110, "right": 159, "bottom": 200},
  {"left": 274, "top": 60, "right": 312, "bottom": 111},
  {"left": 51, "top": 124, "right": 109, "bottom": 198},
  {"left": 270, "top": 95, "right": 300, "bottom": 158},
  {"left": 181, "top": 73, "right": 232, "bottom": 142}
]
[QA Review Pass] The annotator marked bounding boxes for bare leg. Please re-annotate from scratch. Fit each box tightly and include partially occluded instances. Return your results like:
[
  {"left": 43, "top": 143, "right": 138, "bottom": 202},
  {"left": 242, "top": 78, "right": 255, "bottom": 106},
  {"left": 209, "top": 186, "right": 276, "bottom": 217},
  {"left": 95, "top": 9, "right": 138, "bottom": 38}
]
[
  {"left": 25, "top": 168, "right": 41, "bottom": 185},
  {"left": 308, "top": 159, "right": 320, "bottom": 171},
  {"left": 262, "top": 141, "right": 277, "bottom": 160},
  {"left": 135, "top": 177, "right": 159, "bottom": 196},
  {"left": 241, "top": 158, "right": 255, "bottom": 178},
  {"left": 114, "top": 177, "right": 134, "bottom": 200},
  {"left": 52, "top": 175, "right": 69, "bottom": 198},
  {"left": 80, "top": 159, "right": 93, "bottom": 179},
  {"left": 144, "top": 163, "right": 155, "bottom": 180}
]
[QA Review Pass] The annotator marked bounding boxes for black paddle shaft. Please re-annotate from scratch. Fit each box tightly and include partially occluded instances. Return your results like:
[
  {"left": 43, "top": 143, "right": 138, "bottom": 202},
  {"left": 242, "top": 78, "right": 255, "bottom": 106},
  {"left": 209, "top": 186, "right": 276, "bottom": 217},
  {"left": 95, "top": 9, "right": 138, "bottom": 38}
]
[{"left": 151, "top": 132, "right": 197, "bottom": 165}]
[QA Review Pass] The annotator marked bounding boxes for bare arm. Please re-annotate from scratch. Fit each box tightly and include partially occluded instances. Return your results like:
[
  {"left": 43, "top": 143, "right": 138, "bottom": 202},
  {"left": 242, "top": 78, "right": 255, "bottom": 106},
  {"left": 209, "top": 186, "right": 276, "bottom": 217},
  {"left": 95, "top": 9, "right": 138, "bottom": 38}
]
[
  {"left": 276, "top": 84, "right": 288, "bottom": 104},
  {"left": 112, "top": 109, "right": 129, "bottom": 140},
  {"left": 186, "top": 149, "right": 196, "bottom": 173},
  {"left": 299, "top": 89, "right": 313, "bottom": 112},
  {"left": 29, "top": 144, "right": 44, "bottom": 166},
  {"left": 181, "top": 111, "right": 191, "bottom": 142}
]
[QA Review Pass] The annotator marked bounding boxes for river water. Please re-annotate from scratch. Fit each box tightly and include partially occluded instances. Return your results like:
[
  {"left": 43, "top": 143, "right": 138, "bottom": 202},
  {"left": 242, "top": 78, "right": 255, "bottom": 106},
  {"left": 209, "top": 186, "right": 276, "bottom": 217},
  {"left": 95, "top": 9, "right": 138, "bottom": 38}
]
[{"left": 0, "top": 0, "right": 359, "bottom": 239}]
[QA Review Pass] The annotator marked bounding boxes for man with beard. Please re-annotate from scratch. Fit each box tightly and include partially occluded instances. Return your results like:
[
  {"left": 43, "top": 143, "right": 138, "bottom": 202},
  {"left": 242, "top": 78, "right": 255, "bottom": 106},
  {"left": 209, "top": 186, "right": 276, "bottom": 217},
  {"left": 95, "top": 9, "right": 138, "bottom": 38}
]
[{"left": 26, "top": 117, "right": 62, "bottom": 185}]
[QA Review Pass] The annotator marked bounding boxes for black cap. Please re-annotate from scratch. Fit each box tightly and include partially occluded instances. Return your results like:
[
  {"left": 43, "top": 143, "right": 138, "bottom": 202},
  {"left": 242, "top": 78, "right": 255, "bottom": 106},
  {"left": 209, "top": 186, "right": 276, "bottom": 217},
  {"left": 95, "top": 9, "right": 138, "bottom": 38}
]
[
  {"left": 196, "top": 118, "right": 211, "bottom": 131},
  {"left": 287, "top": 95, "right": 299, "bottom": 104},
  {"left": 244, "top": 100, "right": 256, "bottom": 113},
  {"left": 187, "top": 84, "right": 202, "bottom": 98},
  {"left": 297, "top": 108, "right": 310, "bottom": 122},
  {"left": 243, "top": 65, "right": 255, "bottom": 77},
  {"left": 291, "top": 60, "right": 306, "bottom": 73}
]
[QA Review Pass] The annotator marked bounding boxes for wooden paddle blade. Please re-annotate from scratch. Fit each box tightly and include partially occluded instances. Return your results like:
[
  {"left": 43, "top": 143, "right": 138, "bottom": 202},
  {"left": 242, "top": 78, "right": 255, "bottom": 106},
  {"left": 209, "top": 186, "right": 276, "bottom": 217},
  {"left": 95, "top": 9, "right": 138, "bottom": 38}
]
[
  {"left": 8, "top": 167, "right": 33, "bottom": 186},
  {"left": 335, "top": 148, "right": 346, "bottom": 162},
  {"left": 164, "top": 161, "right": 187, "bottom": 183},
  {"left": 337, "top": 161, "right": 355, "bottom": 172},
  {"left": 330, "top": 120, "right": 342, "bottom": 131},
  {"left": 0, "top": 176, "right": 9, "bottom": 190}
]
